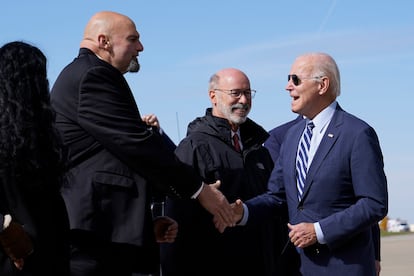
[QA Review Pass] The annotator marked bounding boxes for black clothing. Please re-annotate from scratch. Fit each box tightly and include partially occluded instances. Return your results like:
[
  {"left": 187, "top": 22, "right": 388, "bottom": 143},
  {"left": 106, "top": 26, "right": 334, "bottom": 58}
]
[
  {"left": 51, "top": 48, "right": 202, "bottom": 275},
  {"left": 0, "top": 174, "right": 70, "bottom": 276},
  {"left": 161, "top": 108, "right": 275, "bottom": 276}
]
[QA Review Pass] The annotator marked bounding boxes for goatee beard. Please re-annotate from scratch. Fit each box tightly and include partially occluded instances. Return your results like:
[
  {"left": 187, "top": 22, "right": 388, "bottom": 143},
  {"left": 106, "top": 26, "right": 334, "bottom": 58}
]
[{"left": 127, "top": 58, "right": 140, "bottom": 73}]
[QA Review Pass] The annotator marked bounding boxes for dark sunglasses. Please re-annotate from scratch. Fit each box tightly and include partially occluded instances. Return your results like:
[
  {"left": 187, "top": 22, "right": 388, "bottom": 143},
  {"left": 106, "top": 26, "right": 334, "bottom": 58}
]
[{"left": 288, "top": 74, "right": 323, "bottom": 86}]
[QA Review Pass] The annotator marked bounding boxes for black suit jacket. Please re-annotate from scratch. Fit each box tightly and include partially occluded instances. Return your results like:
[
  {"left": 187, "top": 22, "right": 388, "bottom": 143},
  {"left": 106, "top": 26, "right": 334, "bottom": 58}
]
[{"left": 50, "top": 48, "right": 201, "bottom": 249}]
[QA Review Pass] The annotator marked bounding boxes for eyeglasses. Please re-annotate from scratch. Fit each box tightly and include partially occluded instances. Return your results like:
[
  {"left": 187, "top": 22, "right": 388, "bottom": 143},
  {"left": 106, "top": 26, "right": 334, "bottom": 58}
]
[
  {"left": 214, "top": 89, "right": 256, "bottom": 99},
  {"left": 288, "top": 74, "right": 323, "bottom": 86}
]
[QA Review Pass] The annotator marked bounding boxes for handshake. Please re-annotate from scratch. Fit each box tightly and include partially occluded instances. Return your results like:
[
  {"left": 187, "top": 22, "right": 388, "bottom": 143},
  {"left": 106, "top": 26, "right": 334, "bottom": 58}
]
[
  {"left": 196, "top": 181, "right": 245, "bottom": 233},
  {"left": 0, "top": 218, "right": 34, "bottom": 270},
  {"left": 197, "top": 182, "right": 318, "bottom": 247},
  {"left": 214, "top": 199, "right": 245, "bottom": 233}
]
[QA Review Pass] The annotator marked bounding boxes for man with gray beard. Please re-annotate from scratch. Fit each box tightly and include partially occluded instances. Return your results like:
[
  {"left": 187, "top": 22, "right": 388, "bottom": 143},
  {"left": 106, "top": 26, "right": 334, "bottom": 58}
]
[{"left": 161, "top": 68, "right": 277, "bottom": 276}]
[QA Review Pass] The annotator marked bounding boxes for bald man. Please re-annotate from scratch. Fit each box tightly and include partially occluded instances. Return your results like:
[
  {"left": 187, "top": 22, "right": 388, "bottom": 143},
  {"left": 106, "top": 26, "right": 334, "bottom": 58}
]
[
  {"left": 161, "top": 68, "right": 277, "bottom": 276},
  {"left": 230, "top": 53, "right": 388, "bottom": 276},
  {"left": 51, "top": 11, "right": 233, "bottom": 276}
]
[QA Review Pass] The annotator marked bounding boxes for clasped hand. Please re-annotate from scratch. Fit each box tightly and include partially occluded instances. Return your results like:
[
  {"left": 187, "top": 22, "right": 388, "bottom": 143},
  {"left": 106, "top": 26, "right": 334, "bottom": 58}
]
[
  {"left": 212, "top": 199, "right": 244, "bottom": 233},
  {"left": 287, "top": 222, "right": 317, "bottom": 248},
  {"left": 0, "top": 220, "right": 34, "bottom": 270},
  {"left": 153, "top": 216, "right": 178, "bottom": 243},
  {"left": 211, "top": 197, "right": 318, "bottom": 249}
]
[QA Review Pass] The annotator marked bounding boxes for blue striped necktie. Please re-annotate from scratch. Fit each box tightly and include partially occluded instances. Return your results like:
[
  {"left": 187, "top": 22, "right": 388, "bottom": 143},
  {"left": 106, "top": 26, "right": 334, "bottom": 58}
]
[{"left": 296, "top": 121, "right": 315, "bottom": 200}]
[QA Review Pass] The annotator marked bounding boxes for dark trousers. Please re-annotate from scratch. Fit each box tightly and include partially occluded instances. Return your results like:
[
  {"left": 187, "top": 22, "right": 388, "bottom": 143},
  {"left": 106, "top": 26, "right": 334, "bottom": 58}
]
[
  {"left": 70, "top": 243, "right": 135, "bottom": 276},
  {"left": 69, "top": 230, "right": 159, "bottom": 276}
]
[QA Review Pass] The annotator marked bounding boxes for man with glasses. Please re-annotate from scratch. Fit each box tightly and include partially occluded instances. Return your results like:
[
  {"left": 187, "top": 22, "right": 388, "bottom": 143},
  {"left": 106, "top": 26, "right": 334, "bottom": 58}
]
[
  {"left": 161, "top": 68, "right": 276, "bottom": 276},
  {"left": 227, "top": 53, "right": 388, "bottom": 276}
]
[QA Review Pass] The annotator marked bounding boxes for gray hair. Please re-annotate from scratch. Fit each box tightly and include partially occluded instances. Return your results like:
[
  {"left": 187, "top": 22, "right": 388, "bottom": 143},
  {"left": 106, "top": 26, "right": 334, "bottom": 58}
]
[
  {"left": 208, "top": 73, "right": 220, "bottom": 91},
  {"left": 307, "top": 53, "right": 341, "bottom": 97}
]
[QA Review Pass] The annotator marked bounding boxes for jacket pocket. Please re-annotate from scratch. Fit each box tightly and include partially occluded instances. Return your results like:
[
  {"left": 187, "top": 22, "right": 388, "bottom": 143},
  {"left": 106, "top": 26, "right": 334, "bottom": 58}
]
[{"left": 93, "top": 172, "right": 138, "bottom": 197}]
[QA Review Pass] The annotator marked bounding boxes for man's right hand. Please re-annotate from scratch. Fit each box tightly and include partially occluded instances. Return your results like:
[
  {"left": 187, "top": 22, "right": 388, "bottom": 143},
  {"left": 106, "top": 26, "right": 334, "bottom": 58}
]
[
  {"left": 197, "top": 181, "right": 234, "bottom": 232},
  {"left": 214, "top": 199, "right": 244, "bottom": 233}
]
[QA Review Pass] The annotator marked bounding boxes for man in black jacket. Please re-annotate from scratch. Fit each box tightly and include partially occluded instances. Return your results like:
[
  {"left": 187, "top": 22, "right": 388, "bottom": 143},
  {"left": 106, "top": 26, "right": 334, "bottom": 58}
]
[
  {"left": 161, "top": 68, "right": 277, "bottom": 276},
  {"left": 50, "top": 11, "right": 233, "bottom": 276}
]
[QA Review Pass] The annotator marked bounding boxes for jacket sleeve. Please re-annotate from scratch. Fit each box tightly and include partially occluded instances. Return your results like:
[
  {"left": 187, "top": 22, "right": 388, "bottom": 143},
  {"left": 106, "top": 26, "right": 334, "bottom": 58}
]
[
  {"left": 77, "top": 66, "right": 201, "bottom": 198},
  {"left": 319, "top": 126, "right": 388, "bottom": 248}
]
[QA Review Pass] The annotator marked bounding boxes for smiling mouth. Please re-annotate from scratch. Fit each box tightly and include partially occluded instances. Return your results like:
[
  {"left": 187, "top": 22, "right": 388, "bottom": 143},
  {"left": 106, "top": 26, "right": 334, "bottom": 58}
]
[{"left": 232, "top": 107, "right": 248, "bottom": 116}]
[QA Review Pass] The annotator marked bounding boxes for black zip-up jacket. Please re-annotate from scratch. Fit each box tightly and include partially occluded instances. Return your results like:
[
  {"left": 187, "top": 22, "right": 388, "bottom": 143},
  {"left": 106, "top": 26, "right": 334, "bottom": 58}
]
[{"left": 161, "top": 108, "right": 276, "bottom": 276}]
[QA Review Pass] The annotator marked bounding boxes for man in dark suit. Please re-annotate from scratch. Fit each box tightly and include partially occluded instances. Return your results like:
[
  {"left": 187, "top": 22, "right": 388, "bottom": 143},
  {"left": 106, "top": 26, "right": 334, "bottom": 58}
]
[
  {"left": 265, "top": 115, "right": 382, "bottom": 275},
  {"left": 265, "top": 116, "right": 303, "bottom": 164},
  {"left": 50, "top": 11, "right": 233, "bottom": 276},
  {"left": 264, "top": 116, "right": 302, "bottom": 276},
  {"left": 229, "top": 52, "right": 388, "bottom": 275}
]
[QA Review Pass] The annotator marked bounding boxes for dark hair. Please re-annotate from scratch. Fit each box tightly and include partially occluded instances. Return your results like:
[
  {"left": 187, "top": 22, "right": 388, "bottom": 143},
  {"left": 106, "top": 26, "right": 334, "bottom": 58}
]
[{"left": 0, "top": 41, "right": 66, "bottom": 193}]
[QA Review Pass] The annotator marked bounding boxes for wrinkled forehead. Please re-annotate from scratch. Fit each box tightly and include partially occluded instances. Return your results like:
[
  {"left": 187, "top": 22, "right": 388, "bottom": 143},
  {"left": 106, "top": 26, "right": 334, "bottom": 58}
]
[
  {"left": 219, "top": 74, "right": 250, "bottom": 89},
  {"left": 110, "top": 17, "right": 139, "bottom": 38},
  {"left": 291, "top": 56, "right": 315, "bottom": 75}
]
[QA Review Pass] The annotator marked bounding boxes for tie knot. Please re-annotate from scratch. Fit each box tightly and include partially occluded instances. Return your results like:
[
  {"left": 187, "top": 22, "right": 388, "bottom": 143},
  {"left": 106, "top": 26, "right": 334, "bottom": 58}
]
[{"left": 307, "top": 121, "right": 315, "bottom": 131}]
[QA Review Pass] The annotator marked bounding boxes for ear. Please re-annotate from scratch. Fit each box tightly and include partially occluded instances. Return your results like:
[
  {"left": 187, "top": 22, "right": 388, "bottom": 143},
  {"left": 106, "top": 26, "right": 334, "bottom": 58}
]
[
  {"left": 98, "top": 35, "right": 109, "bottom": 49},
  {"left": 318, "top": 76, "right": 330, "bottom": 95},
  {"left": 209, "top": 90, "right": 217, "bottom": 105}
]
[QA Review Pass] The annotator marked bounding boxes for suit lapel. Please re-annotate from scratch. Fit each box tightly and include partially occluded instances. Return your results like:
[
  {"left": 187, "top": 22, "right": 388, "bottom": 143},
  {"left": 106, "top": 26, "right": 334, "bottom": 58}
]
[
  {"left": 283, "top": 120, "right": 305, "bottom": 205},
  {"left": 301, "top": 107, "right": 344, "bottom": 201}
]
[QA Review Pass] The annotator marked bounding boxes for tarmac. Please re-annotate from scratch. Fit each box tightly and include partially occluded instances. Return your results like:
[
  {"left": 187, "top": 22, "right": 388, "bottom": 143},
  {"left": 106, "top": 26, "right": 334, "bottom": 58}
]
[
  {"left": 136, "top": 233, "right": 414, "bottom": 276},
  {"left": 380, "top": 232, "right": 414, "bottom": 276}
]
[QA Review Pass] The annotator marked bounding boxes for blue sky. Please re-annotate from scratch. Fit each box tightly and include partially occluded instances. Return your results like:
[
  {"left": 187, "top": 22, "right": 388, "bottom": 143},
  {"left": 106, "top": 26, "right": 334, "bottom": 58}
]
[{"left": 2, "top": 1, "right": 413, "bottom": 224}]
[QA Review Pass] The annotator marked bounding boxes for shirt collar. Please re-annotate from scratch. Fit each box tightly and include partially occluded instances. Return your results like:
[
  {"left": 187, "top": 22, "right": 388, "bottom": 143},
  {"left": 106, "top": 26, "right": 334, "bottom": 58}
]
[
  {"left": 310, "top": 101, "right": 337, "bottom": 133},
  {"left": 232, "top": 130, "right": 241, "bottom": 138}
]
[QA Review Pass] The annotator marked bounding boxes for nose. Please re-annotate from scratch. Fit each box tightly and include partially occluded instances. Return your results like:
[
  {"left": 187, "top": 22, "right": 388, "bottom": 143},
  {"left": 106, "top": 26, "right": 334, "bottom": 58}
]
[
  {"left": 137, "top": 40, "right": 144, "bottom": 52},
  {"left": 285, "top": 81, "right": 293, "bottom": 92}
]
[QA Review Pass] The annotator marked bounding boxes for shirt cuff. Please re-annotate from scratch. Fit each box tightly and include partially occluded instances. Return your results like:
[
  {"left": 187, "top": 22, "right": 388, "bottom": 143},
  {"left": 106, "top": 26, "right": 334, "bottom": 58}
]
[
  {"left": 2, "top": 214, "right": 11, "bottom": 230},
  {"left": 314, "top": 222, "right": 326, "bottom": 244},
  {"left": 191, "top": 183, "right": 204, "bottom": 199},
  {"left": 237, "top": 203, "right": 249, "bottom": 226}
]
